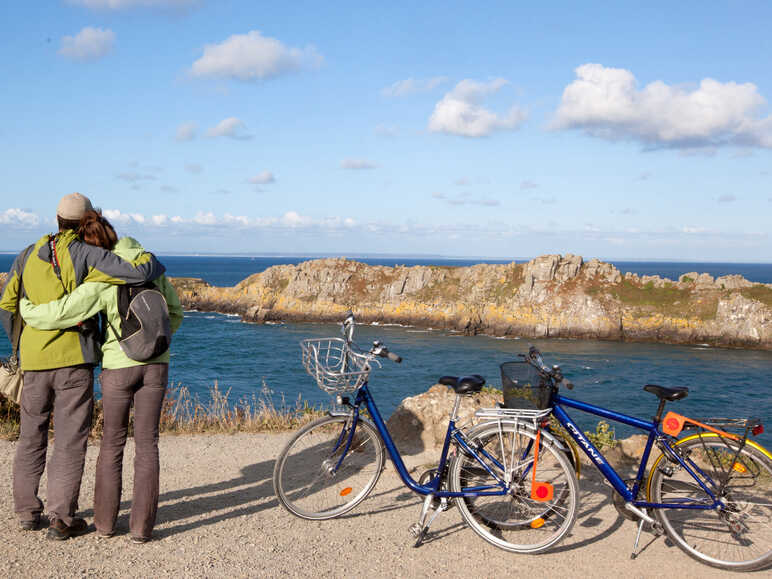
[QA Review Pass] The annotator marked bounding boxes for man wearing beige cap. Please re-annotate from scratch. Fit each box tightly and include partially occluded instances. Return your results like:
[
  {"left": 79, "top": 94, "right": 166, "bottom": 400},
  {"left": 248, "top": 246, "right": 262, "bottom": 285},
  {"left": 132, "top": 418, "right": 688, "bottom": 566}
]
[{"left": 0, "top": 192, "right": 166, "bottom": 540}]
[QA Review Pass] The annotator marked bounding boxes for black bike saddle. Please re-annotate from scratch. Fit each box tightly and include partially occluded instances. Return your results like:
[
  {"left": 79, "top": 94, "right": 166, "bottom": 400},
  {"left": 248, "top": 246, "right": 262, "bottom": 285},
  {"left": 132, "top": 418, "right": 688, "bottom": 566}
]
[
  {"left": 644, "top": 384, "right": 689, "bottom": 401},
  {"left": 439, "top": 374, "right": 486, "bottom": 395}
]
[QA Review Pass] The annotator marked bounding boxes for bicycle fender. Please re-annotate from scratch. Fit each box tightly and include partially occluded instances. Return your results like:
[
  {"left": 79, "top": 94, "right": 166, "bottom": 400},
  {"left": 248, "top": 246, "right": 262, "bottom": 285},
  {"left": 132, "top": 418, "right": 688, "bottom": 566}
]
[{"left": 644, "top": 433, "right": 772, "bottom": 501}]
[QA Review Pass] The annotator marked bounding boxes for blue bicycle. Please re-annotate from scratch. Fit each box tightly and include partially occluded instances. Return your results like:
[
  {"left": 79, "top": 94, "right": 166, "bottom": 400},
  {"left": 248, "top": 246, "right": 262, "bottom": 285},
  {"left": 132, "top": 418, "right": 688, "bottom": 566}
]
[
  {"left": 493, "top": 346, "right": 772, "bottom": 571},
  {"left": 273, "top": 314, "right": 578, "bottom": 553}
]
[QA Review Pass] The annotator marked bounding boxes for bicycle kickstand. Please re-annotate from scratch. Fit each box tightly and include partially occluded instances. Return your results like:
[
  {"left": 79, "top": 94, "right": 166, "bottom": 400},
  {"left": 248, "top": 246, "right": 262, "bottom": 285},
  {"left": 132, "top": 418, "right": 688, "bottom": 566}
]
[
  {"left": 408, "top": 493, "right": 448, "bottom": 548},
  {"left": 628, "top": 505, "right": 663, "bottom": 560}
]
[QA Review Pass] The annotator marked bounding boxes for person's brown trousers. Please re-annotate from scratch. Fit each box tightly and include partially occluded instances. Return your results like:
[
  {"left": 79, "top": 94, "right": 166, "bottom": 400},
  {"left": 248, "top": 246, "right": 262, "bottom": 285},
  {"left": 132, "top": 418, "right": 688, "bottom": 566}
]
[
  {"left": 13, "top": 365, "right": 94, "bottom": 526},
  {"left": 94, "top": 364, "right": 167, "bottom": 539}
]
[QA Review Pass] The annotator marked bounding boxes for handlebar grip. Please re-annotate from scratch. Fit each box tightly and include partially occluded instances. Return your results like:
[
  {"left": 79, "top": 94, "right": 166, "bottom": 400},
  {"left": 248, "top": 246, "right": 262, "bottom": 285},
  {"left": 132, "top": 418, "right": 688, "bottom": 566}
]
[{"left": 387, "top": 351, "right": 402, "bottom": 363}]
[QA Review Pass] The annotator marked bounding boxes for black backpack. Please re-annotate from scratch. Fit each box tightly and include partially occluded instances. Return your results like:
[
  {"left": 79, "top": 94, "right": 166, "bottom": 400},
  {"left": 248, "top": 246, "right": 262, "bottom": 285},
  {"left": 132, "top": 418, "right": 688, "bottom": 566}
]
[{"left": 108, "top": 282, "right": 172, "bottom": 361}]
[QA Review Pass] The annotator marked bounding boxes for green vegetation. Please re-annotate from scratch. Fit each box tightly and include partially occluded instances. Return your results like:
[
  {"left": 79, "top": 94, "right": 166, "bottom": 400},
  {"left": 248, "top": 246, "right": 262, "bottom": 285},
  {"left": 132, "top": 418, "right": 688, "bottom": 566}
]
[
  {"left": 491, "top": 264, "right": 525, "bottom": 302},
  {"left": 589, "top": 279, "right": 720, "bottom": 320},
  {"left": 0, "top": 381, "right": 326, "bottom": 441},
  {"left": 740, "top": 284, "right": 772, "bottom": 308},
  {"left": 584, "top": 420, "right": 617, "bottom": 451},
  {"left": 611, "top": 279, "right": 690, "bottom": 308},
  {"left": 680, "top": 276, "right": 694, "bottom": 284}
]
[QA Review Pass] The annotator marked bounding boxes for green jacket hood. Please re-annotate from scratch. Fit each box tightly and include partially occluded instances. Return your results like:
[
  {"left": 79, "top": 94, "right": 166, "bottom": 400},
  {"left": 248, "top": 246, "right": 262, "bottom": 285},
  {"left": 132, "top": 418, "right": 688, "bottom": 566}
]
[{"left": 112, "top": 237, "right": 145, "bottom": 262}]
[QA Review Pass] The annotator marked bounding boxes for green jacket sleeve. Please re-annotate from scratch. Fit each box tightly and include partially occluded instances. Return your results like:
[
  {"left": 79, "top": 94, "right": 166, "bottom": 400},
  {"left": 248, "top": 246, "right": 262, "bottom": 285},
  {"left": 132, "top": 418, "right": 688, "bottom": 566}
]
[
  {"left": 0, "top": 244, "right": 34, "bottom": 341},
  {"left": 19, "top": 282, "right": 109, "bottom": 330},
  {"left": 156, "top": 275, "right": 183, "bottom": 333}
]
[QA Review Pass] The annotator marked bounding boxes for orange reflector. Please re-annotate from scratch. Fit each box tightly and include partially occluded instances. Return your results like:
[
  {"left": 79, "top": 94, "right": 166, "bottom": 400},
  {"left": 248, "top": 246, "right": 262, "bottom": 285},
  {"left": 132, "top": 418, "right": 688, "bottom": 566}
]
[
  {"left": 733, "top": 462, "right": 747, "bottom": 474},
  {"left": 340, "top": 487, "right": 353, "bottom": 496},
  {"left": 530, "top": 518, "right": 545, "bottom": 529},
  {"left": 531, "top": 481, "right": 554, "bottom": 502},
  {"left": 662, "top": 412, "right": 685, "bottom": 437}
]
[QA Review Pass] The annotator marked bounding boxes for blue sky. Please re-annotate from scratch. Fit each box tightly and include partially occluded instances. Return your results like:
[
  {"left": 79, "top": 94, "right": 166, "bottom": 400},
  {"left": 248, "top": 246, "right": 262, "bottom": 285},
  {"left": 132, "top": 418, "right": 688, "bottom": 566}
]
[{"left": 1, "top": 0, "right": 771, "bottom": 261}]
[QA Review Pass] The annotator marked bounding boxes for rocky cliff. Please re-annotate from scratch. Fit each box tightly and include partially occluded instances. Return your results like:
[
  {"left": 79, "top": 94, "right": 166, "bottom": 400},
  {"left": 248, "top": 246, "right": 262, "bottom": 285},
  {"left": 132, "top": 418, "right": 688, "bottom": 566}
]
[{"left": 170, "top": 255, "right": 772, "bottom": 350}]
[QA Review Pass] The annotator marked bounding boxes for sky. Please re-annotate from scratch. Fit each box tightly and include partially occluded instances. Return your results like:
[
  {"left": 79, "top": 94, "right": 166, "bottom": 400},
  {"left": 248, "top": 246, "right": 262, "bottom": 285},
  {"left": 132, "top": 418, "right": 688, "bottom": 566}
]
[{"left": 1, "top": 0, "right": 771, "bottom": 261}]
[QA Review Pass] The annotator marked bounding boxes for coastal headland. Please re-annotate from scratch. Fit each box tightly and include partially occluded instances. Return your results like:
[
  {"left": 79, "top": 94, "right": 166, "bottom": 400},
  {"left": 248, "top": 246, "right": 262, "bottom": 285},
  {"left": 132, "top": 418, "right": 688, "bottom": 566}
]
[
  {"left": 167, "top": 254, "right": 772, "bottom": 350},
  {"left": 2, "top": 254, "right": 771, "bottom": 349}
]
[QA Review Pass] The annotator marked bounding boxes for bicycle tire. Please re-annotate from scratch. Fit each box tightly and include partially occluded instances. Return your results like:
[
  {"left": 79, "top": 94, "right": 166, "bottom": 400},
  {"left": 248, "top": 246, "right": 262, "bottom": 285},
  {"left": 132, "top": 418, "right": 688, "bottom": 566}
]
[
  {"left": 648, "top": 433, "right": 772, "bottom": 571},
  {"left": 273, "top": 415, "right": 384, "bottom": 520},
  {"left": 449, "top": 421, "right": 578, "bottom": 553}
]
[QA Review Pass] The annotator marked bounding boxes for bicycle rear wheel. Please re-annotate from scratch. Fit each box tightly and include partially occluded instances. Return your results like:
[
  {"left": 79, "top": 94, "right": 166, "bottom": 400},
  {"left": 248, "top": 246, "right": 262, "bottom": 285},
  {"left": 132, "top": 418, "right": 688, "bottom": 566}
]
[
  {"left": 648, "top": 434, "right": 772, "bottom": 571},
  {"left": 273, "top": 415, "right": 384, "bottom": 520},
  {"left": 449, "top": 421, "right": 578, "bottom": 553}
]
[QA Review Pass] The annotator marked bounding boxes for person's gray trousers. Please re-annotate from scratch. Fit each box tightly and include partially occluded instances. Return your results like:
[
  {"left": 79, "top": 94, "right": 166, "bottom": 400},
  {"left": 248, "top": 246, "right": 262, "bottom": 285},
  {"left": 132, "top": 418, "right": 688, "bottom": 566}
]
[
  {"left": 14, "top": 365, "right": 94, "bottom": 526},
  {"left": 95, "top": 363, "right": 167, "bottom": 539}
]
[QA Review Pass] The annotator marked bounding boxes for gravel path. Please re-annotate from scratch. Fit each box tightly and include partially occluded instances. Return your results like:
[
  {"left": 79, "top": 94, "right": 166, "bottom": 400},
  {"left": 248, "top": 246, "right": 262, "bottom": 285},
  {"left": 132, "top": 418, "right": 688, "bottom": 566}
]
[{"left": 0, "top": 434, "right": 736, "bottom": 578}]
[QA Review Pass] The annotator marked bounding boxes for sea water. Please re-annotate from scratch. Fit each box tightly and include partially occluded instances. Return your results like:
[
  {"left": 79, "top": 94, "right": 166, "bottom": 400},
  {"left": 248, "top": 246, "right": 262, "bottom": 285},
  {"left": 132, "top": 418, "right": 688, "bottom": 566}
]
[{"left": 2, "top": 254, "right": 771, "bottom": 446}]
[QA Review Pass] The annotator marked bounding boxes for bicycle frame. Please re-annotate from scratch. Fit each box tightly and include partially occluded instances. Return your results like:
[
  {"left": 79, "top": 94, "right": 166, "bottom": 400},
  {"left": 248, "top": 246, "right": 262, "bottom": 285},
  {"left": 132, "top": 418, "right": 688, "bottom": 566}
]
[
  {"left": 339, "top": 382, "right": 511, "bottom": 499},
  {"left": 552, "top": 394, "right": 722, "bottom": 510}
]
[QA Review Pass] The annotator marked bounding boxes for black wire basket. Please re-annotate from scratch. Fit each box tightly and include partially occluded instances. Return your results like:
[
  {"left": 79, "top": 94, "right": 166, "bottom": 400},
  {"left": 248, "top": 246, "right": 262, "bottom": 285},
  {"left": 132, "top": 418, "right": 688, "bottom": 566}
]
[{"left": 500, "top": 361, "right": 553, "bottom": 410}]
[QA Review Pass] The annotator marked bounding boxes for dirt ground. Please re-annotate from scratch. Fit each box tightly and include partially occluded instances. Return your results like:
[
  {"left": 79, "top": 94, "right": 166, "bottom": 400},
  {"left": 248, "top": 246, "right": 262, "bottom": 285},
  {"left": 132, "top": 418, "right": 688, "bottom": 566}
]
[{"left": 0, "top": 433, "right": 741, "bottom": 578}]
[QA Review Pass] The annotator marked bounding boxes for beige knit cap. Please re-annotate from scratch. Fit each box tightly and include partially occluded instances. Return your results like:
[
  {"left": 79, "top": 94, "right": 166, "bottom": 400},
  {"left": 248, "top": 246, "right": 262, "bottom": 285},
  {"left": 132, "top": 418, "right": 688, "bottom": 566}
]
[{"left": 56, "top": 192, "right": 94, "bottom": 220}]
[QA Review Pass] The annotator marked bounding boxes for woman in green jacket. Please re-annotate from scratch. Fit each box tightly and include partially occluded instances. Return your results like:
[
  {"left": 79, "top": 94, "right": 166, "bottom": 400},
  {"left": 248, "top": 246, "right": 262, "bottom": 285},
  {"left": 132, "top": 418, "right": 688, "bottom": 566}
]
[{"left": 20, "top": 211, "right": 183, "bottom": 543}]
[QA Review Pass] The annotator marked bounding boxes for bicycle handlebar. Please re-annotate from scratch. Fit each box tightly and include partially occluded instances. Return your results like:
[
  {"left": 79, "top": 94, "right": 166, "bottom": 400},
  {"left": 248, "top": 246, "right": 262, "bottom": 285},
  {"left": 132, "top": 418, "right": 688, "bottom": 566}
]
[
  {"left": 524, "top": 346, "right": 573, "bottom": 389},
  {"left": 340, "top": 312, "right": 403, "bottom": 363}
]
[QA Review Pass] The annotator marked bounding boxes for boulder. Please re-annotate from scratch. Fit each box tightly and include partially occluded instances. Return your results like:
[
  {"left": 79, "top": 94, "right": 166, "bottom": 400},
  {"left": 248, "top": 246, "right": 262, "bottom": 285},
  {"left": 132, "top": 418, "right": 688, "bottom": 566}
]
[{"left": 386, "top": 385, "right": 500, "bottom": 453}]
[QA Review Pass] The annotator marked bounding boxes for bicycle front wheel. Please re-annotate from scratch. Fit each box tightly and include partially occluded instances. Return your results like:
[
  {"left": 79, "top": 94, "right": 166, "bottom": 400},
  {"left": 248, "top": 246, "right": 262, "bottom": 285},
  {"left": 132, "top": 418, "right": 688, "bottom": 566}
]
[
  {"left": 648, "top": 434, "right": 772, "bottom": 571},
  {"left": 449, "top": 421, "right": 578, "bottom": 553},
  {"left": 273, "top": 415, "right": 384, "bottom": 520}
]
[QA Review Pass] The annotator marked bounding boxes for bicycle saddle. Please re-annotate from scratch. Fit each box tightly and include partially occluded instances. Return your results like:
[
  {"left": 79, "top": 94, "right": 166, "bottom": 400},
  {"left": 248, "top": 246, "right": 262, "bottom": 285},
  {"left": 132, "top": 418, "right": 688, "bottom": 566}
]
[
  {"left": 644, "top": 384, "right": 689, "bottom": 401},
  {"left": 439, "top": 374, "right": 486, "bottom": 395}
]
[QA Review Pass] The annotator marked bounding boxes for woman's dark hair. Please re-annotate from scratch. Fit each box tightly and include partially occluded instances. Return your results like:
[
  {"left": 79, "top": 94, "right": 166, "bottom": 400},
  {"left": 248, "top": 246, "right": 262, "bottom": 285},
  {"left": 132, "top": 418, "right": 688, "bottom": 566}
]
[{"left": 78, "top": 210, "right": 117, "bottom": 249}]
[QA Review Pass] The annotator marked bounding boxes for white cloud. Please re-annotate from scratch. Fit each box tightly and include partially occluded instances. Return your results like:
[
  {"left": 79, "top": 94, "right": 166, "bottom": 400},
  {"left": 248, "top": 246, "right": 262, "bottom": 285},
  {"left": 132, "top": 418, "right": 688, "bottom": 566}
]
[
  {"left": 381, "top": 76, "right": 447, "bottom": 97},
  {"left": 206, "top": 117, "right": 251, "bottom": 139},
  {"left": 185, "top": 162, "right": 203, "bottom": 174},
  {"left": 248, "top": 171, "right": 275, "bottom": 184},
  {"left": 193, "top": 211, "right": 217, "bottom": 225},
  {"left": 428, "top": 79, "right": 527, "bottom": 137},
  {"left": 520, "top": 180, "right": 539, "bottom": 190},
  {"left": 150, "top": 214, "right": 168, "bottom": 226},
  {"left": 0, "top": 208, "right": 40, "bottom": 228},
  {"left": 280, "top": 211, "right": 312, "bottom": 227},
  {"left": 175, "top": 122, "right": 197, "bottom": 141},
  {"left": 552, "top": 63, "right": 772, "bottom": 149},
  {"left": 717, "top": 194, "right": 737, "bottom": 203},
  {"left": 59, "top": 27, "right": 115, "bottom": 61},
  {"left": 102, "top": 209, "right": 146, "bottom": 225},
  {"left": 224, "top": 213, "right": 250, "bottom": 226},
  {"left": 66, "top": 0, "right": 198, "bottom": 8},
  {"left": 341, "top": 159, "right": 377, "bottom": 170},
  {"left": 190, "top": 30, "right": 322, "bottom": 81}
]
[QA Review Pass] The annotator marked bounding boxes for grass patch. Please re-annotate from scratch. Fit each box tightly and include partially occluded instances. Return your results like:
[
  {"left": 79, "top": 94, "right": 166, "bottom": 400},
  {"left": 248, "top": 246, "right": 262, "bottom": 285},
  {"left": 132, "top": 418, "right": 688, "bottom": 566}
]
[
  {"left": 588, "top": 279, "right": 720, "bottom": 320},
  {"left": 611, "top": 279, "right": 691, "bottom": 309},
  {"left": 740, "top": 284, "right": 772, "bottom": 308},
  {"left": 0, "top": 381, "right": 326, "bottom": 441},
  {"left": 490, "top": 264, "right": 524, "bottom": 303}
]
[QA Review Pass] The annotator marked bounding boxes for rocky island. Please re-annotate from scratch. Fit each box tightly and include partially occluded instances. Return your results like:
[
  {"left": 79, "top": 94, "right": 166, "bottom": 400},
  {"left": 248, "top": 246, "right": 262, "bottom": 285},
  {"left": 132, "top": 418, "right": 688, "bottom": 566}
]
[
  {"left": 167, "top": 254, "right": 772, "bottom": 350},
  {"left": 2, "top": 254, "right": 769, "bottom": 349}
]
